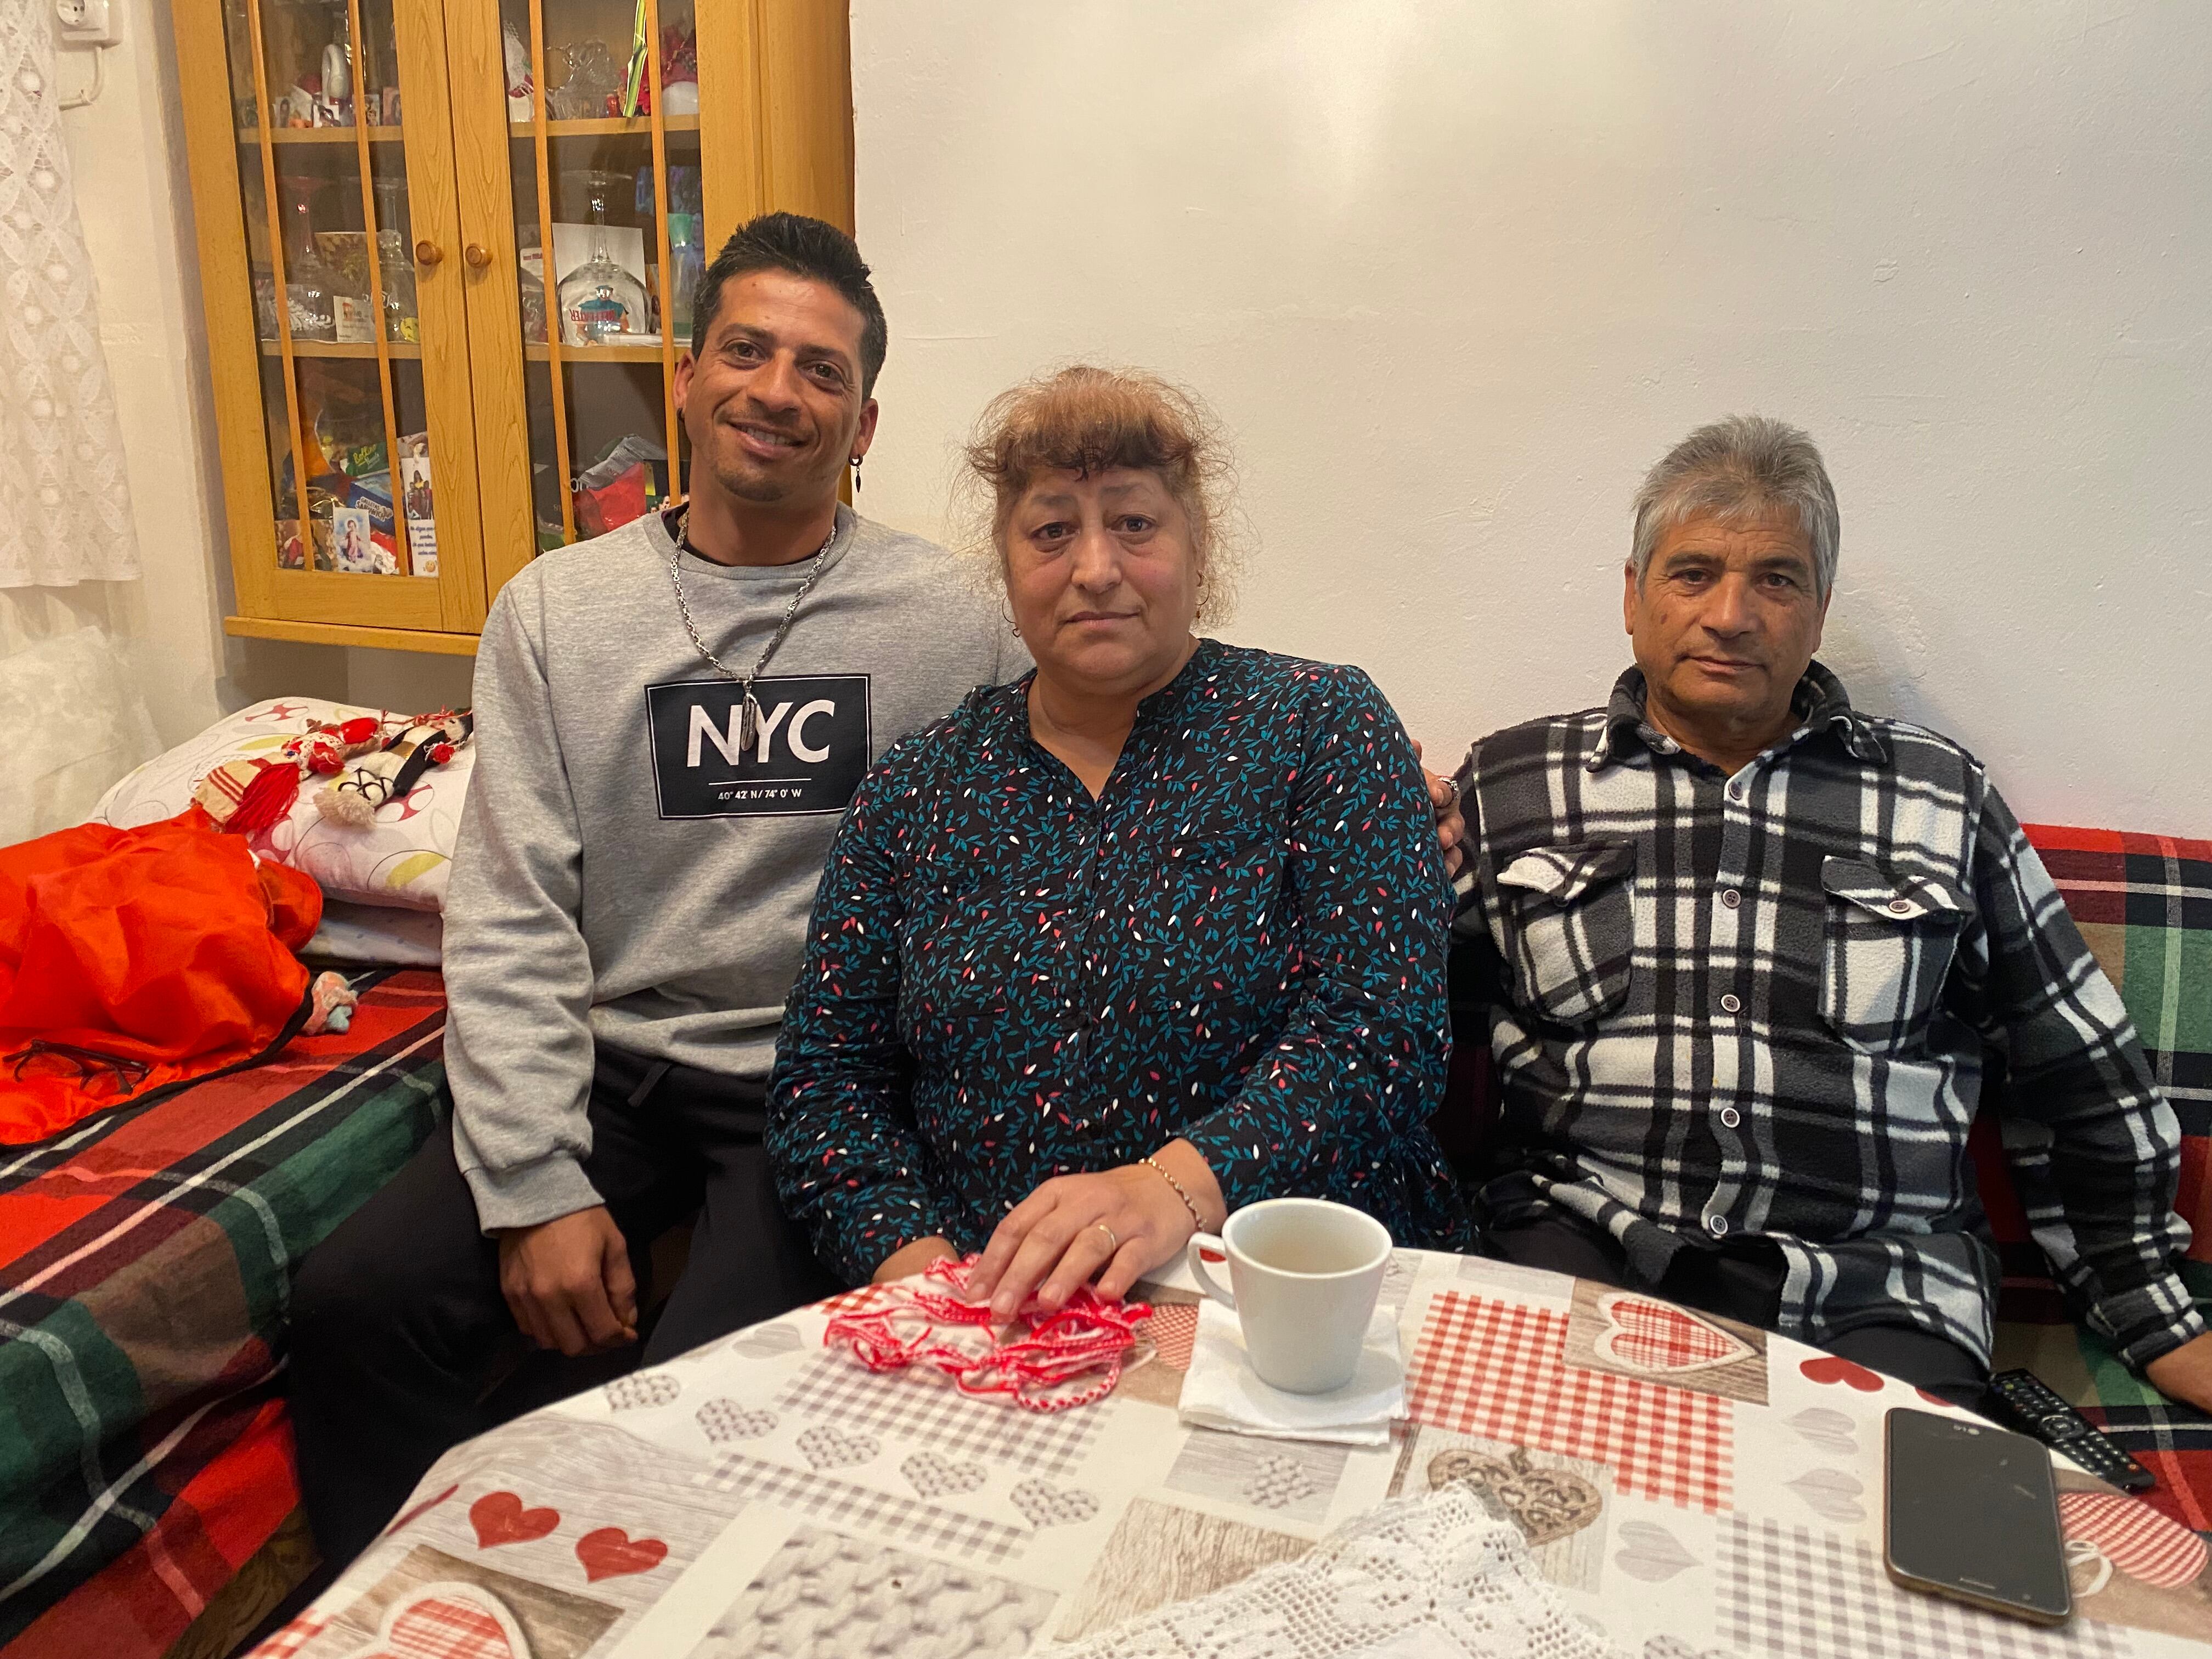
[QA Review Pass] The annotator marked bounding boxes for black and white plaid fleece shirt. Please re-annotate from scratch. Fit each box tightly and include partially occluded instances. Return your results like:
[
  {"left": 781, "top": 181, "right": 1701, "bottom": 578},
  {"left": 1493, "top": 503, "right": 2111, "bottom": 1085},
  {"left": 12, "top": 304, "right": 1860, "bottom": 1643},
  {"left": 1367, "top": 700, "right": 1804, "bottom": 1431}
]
[{"left": 1450, "top": 661, "right": 2203, "bottom": 1370}]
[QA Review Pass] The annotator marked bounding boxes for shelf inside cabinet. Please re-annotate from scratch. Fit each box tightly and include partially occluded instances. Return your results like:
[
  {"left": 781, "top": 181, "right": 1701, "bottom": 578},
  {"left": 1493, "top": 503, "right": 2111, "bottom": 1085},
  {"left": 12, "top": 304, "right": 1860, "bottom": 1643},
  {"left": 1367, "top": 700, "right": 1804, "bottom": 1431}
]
[
  {"left": 524, "top": 341, "right": 669, "bottom": 363},
  {"left": 261, "top": 340, "right": 425, "bottom": 359},
  {"left": 239, "top": 126, "right": 408, "bottom": 145},
  {"left": 509, "top": 114, "right": 699, "bottom": 138}
]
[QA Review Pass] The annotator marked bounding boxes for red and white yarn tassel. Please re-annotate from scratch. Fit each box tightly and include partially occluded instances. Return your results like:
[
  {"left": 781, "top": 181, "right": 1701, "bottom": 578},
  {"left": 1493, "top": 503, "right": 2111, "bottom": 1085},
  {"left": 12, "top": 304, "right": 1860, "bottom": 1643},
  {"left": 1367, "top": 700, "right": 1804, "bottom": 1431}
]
[{"left": 823, "top": 1254, "right": 1150, "bottom": 1413}]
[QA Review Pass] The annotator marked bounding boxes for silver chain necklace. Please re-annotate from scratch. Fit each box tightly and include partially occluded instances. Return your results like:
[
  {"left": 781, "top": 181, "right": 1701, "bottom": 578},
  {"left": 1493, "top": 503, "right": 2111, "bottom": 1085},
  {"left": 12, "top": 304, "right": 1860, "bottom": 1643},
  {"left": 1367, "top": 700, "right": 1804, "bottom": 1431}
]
[{"left": 669, "top": 506, "right": 839, "bottom": 751}]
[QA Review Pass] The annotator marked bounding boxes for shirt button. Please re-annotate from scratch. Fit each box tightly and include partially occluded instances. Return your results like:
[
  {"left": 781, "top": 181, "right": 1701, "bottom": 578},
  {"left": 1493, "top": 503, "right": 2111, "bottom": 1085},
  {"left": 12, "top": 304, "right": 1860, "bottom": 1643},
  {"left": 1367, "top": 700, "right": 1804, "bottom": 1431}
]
[
  {"left": 1719, "top": 1105, "right": 1742, "bottom": 1128},
  {"left": 1720, "top": 888, "right": 1741, "bottom": 910},
  {"left": 1728, "top": 782, "right": 1744, "bottom": 800},
  {"left": 1888, "top": 898, "right": 1912, "bottom": 915},
  {"left": 1719, "top": 992, "right": 1742, "bottom": 1014},
  {"left": 1706, "top": 1213, "right": 1731, "bottom": 1237}
]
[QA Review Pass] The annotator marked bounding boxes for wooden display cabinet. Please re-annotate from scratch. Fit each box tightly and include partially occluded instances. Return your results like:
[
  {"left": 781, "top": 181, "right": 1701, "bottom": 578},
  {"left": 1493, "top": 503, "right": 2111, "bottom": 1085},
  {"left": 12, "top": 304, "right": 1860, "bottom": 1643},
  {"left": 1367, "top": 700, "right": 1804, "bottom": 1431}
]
[{"left": 173, "top": 0, "right": 852, "bottom": 654}]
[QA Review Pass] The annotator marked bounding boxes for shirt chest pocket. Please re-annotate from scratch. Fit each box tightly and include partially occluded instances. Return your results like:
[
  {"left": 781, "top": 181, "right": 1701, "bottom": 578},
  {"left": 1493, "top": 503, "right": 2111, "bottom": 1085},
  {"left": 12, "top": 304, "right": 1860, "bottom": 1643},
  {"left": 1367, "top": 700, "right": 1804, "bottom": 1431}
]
[
  {"left": 1497, "top": 839, "right": 1637, "bottom": 1025},
  {"left": 1819, "top": 857, "right": 1965, "bottom": 1052}
]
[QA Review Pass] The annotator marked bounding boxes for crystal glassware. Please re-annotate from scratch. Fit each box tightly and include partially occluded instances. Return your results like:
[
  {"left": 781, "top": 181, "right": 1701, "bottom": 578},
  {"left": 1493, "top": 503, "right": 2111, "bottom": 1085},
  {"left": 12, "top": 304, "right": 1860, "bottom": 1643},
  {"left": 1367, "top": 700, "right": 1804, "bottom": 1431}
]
[
  {"left": 377, "top": 229, "right": 417, "bottom": 342},
  {"left": 369, "top": 177, "right": 416, "bottom": 341},
  {"left": 545, "top": 38, "right": 617, "bottom": 120},
  {"left": 371, "top": 174, "right": 410, "bottom": 239},
  {"left": 281, "top": 196, "right": 336, "bottom": 342},
  {"left": 278, "top": 179, "right": 339, "bottom": 340}
]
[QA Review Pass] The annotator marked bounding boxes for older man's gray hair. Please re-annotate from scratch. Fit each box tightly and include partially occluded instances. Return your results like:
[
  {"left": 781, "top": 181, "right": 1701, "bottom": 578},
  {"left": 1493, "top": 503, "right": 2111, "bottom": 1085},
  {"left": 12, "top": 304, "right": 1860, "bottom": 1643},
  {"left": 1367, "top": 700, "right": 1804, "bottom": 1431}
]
[{"left": 1630, "top": 415, "right": 1841, "bottom": 601}]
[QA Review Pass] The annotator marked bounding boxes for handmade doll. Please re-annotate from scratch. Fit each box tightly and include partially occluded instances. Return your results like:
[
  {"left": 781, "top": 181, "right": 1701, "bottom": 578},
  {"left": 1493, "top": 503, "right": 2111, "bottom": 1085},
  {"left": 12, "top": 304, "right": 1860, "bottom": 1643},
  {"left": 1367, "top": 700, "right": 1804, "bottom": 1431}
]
[{"left": 313, "top": 710, "right": 475, "bottom": 828}]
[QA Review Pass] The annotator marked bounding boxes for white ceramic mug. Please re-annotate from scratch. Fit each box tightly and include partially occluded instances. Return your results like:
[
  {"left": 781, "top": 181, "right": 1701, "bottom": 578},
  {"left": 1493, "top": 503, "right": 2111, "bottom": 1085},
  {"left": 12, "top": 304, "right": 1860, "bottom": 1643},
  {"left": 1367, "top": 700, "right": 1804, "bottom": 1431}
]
[{"left": 1186, "top": 1197, "right": 1392, "bottom": 1394}]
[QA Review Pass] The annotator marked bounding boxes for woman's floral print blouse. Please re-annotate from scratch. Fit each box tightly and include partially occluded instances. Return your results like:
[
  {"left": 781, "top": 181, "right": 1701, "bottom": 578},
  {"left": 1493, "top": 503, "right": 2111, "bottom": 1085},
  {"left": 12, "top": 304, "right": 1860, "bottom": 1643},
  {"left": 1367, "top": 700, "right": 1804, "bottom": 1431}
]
[{"left": 768, "top": 639, "right": 1469, "bottom": 1284}]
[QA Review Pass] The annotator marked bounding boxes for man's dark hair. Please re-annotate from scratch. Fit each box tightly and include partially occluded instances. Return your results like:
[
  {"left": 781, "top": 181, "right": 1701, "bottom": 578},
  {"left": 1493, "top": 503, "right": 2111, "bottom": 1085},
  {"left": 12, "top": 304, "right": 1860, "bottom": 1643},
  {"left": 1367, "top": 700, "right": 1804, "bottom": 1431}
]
[{"left": 691, "top": 211, "right": 889, "bottom": 398}]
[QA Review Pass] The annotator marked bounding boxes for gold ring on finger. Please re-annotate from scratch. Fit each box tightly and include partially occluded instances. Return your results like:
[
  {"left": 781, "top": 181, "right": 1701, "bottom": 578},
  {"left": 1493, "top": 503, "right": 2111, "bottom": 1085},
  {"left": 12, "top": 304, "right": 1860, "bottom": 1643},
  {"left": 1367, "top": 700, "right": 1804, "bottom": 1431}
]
[{"left": 1094, "top": 1221, "right": 1119, "bottom": 1253}]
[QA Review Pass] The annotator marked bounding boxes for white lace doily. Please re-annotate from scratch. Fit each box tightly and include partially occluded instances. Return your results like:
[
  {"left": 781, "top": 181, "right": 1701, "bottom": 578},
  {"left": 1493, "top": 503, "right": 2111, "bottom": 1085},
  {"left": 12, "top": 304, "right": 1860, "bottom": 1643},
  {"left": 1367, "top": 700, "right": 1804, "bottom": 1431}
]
[
  {"left": 1060, "top": 1480, "right": 1622, "bottom": 1659},
  {"left": 0, "top": 3, "right": 140, "bottom": 588}
]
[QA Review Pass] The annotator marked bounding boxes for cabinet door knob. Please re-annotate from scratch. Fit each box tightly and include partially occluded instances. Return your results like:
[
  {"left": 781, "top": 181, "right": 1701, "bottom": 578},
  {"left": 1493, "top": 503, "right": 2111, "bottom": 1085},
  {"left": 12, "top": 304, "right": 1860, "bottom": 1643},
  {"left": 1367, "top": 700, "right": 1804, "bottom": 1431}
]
[
  {"left": 464, "top": 242, "right": 492, "bottom": 269},
  {"left": 414, "top": 239, "right": 443, "bottom": 266}
]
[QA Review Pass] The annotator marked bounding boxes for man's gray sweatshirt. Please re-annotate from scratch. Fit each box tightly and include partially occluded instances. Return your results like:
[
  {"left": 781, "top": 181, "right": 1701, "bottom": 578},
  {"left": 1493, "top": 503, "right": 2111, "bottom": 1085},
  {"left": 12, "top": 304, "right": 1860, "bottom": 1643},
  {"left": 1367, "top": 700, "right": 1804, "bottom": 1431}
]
[{"left": 443, "top": 505, "right": 1021, "bottom": 1231}]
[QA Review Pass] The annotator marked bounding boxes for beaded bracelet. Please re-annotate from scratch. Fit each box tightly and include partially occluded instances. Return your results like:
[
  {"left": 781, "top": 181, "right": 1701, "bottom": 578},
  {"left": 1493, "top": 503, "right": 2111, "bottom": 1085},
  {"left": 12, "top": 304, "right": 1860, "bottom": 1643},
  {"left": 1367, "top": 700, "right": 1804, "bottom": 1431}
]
[{"left": 1142, "top": 1154, "right": 1210, "bottom": 1233}]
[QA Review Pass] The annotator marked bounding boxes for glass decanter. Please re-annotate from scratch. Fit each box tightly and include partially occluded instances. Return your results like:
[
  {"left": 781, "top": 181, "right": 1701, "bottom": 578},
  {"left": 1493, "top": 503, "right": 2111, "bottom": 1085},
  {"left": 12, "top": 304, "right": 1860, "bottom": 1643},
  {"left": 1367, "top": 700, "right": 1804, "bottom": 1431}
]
[
  {"left": 281, "top": 195, "right": 337, "bottom": 342},
  {"left": 371, "top": 178, "right": 416, "bottom": 342},
  {"left": 376, "top": 230, "right": 416, "bottom": 342},
  {"left": 556, "top": 171, "right": 647, "bottom": 345}
]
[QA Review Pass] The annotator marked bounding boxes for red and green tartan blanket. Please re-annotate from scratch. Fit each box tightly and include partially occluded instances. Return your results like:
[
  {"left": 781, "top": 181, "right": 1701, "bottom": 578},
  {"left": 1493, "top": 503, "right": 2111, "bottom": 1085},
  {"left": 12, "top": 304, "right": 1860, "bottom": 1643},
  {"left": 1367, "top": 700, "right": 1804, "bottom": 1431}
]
[
  {"left": 1993, "top": 826, "right": 2212, "bottom": 1532},
  {"left": 0, "top": 969, "right": 448, "bottom": 1657}
]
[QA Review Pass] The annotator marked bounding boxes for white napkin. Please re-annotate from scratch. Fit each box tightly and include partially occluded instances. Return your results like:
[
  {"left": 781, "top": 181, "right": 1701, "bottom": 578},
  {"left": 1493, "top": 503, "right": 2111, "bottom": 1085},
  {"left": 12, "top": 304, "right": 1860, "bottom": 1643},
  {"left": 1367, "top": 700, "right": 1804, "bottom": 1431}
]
[{"left": 1177, "top": 1297, "right": 1406, "bottom": 1447}]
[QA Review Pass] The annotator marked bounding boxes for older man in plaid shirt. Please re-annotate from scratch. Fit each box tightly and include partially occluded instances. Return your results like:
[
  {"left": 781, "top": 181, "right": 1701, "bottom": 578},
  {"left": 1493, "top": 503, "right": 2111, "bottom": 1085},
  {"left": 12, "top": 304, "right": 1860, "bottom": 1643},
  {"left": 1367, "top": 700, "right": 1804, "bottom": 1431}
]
[{"left": 1450, "top": 415, "right": 2212, "bottom": 1409}]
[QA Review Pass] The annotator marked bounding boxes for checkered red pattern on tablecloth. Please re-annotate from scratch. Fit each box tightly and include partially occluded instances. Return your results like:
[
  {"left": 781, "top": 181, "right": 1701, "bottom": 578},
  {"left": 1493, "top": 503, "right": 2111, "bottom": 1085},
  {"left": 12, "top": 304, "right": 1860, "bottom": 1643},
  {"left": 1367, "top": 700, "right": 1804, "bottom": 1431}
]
[
  {"left": 1406, "top": 1291, "right": 1732, "bottom": 1511},
  {"left": 1146, "top": 1303, "right": 1197, "bottom": 1371},
  {"left": 815, "top": 1283, "right": 895, "bottom": 1319}
]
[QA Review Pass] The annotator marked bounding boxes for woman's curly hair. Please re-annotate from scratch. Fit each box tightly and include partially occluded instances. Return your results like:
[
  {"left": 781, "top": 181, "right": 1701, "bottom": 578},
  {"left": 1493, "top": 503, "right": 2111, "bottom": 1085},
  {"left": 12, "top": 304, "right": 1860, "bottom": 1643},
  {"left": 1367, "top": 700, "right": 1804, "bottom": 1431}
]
[{"left": 958, "top": 364, "right": 1246, "bottom": 625}]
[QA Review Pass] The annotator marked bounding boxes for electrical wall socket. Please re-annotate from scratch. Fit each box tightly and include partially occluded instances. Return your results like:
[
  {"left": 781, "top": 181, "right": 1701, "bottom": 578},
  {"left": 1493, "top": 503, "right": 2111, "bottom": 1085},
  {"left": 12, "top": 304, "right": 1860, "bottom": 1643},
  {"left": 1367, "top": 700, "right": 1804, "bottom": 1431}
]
[{"left": 56, "top": 0, "right": 122, "bottom": 47}]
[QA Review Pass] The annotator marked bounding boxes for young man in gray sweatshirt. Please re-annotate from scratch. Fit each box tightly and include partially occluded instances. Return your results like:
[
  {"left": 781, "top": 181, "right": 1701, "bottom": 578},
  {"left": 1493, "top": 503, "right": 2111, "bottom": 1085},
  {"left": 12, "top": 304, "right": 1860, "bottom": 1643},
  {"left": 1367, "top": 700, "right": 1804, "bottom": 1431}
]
[{"left": 287, "top": 214, "right": 1023, "bottom": 1567}]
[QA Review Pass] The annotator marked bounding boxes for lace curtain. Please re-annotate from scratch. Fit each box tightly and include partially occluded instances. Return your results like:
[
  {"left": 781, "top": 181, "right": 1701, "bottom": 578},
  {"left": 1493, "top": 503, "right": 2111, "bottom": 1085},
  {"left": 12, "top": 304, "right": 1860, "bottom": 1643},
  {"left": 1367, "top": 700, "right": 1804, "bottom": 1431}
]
[
  {"left": 0, "top": 0, "right": 140, "bottom": 587},
  {"left": 0, "top": 4, "right": 155, "bottom": 842}
]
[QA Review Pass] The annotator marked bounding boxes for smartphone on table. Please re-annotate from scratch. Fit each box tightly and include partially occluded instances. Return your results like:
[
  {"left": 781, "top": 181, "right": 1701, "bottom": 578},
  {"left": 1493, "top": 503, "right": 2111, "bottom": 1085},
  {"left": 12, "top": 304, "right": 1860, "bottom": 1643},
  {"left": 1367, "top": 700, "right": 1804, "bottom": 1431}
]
[{"left": 1884, "top": 1407, "right": 2072, "bottom": 1626}]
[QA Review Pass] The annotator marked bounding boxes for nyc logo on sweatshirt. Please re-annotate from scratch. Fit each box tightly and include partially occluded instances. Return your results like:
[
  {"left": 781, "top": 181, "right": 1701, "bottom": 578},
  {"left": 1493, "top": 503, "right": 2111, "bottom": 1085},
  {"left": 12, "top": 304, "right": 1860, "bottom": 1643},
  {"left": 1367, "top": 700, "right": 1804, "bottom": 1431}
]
[{"left": 645, "top": 675, "right": 872, "bottom": 817}]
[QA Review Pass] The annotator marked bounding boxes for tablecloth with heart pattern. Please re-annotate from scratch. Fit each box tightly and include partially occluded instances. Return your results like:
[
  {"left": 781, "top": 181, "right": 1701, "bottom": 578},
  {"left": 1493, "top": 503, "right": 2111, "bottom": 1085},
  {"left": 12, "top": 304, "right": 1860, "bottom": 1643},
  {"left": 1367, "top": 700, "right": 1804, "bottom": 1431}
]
[{"left": 251, "top": 1251, "right": 2212, "bottom": 1659}]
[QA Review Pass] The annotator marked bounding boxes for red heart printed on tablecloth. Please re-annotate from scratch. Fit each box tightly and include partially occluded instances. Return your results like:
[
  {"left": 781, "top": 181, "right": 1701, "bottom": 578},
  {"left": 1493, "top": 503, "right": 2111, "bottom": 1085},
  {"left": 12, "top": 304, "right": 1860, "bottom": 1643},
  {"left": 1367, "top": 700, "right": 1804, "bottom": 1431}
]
[
  {"left": 1798, "top": 1356, "right": 1884, "bottom": 1392},
  {"left": 1594, "top": 1293, "right": 1751, "bottom": 1374},
  {"left": 575, "top": 1526, "right": 668, "bottom": 1582},
  {"left": 363, "top": 1584, "right": 529, "bottom": 1659},
  {"left": 2059, "top": 1489, "right": 2210, "bottom": 1589},
  {"left": 469, "top": 1491, "right": 560, "bottom": 1549}
]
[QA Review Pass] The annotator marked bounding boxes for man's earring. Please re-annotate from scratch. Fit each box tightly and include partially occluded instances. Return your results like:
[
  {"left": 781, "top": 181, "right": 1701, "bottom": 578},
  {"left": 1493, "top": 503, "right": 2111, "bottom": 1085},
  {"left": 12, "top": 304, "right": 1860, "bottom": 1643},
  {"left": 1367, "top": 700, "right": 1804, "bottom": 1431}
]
[{"left": 850, "top": 453, "right": 863, "bottom": 492}]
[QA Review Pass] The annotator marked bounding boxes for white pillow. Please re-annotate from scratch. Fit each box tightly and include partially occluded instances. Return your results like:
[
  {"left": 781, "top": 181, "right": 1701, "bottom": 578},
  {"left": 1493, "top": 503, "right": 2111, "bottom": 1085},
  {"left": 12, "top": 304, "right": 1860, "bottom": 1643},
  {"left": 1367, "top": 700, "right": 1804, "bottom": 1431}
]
[{"left": 89, "top": 697, "right": 473, "bottom": 912}]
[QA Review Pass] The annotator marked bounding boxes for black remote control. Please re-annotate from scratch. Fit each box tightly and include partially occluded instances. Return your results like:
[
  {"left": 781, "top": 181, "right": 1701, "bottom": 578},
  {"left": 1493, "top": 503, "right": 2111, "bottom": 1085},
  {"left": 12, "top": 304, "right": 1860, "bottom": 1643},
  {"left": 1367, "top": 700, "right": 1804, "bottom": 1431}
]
[{"left": 1988, "top": 1368, "right": 2156, "bottom": 1493}]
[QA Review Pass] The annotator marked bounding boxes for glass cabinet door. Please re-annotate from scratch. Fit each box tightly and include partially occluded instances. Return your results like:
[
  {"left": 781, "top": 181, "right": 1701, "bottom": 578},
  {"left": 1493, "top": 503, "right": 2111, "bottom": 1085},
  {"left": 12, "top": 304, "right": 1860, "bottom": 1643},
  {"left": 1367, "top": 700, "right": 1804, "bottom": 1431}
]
[
  {"left": 450, "top": 0, "right": 716, "bottom": 592},
  {"left": 207, "top": 0, "right": 487, "bottom": 632}
]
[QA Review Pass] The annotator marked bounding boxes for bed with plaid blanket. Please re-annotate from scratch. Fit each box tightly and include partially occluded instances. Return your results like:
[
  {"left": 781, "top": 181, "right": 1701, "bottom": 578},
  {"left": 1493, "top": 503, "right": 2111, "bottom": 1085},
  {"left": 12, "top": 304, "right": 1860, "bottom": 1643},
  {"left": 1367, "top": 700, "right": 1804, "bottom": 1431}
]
[
  {"left": 0, "top": 969, "right": 448, "bottom": 1658},
  {"left": 1990, "top": 826, "right": 2212, "bottom": 1532}
]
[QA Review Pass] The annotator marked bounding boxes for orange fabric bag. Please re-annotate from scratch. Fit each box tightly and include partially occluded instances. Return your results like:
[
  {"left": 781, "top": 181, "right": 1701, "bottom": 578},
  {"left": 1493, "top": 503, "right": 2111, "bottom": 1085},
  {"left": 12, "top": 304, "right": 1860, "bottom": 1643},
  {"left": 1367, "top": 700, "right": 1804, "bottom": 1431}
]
[{"left": 0, "top": 810, "right": 322, "bottom": 1144}]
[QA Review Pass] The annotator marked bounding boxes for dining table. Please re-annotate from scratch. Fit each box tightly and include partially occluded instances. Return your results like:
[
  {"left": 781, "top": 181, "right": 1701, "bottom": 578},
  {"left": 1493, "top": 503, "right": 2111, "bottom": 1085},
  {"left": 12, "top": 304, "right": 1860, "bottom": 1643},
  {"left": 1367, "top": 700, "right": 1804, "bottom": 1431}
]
[{"left": 250, "top": 1247, "right": 2212, "bottom": 1658}]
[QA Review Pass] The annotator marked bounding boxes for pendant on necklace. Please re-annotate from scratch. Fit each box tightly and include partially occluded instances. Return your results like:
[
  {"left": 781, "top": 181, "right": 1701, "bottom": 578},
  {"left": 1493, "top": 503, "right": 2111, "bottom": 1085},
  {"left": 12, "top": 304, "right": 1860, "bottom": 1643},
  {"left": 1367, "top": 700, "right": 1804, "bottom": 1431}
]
[{"left": 738, "top": 693, "right": 760, "bottom": 753}]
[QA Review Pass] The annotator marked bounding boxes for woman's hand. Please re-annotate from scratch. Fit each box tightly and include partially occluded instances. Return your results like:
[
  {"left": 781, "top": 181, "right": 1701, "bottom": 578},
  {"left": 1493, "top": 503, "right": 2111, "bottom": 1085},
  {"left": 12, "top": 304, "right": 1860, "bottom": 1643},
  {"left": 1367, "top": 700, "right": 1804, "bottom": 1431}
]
[
  {"left": 968, "top": 1141, "right": 1225, "bottom": 1319},
  {"left": 872, "top": 1235, "right": 959, "bottom": 1284}
]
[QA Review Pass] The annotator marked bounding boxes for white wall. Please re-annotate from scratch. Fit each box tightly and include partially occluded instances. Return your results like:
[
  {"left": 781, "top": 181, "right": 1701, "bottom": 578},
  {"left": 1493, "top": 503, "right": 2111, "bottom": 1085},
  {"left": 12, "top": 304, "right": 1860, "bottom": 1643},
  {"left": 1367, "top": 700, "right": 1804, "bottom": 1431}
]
[{"left": 852, "top": 1, "right": 2212, "bottom": 836}]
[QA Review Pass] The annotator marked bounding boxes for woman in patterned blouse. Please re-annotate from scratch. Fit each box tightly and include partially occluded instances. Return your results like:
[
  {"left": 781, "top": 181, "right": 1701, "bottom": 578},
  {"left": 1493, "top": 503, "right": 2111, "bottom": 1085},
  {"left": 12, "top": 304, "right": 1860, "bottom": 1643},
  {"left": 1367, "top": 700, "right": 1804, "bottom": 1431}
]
[{"left": 768, "top": 366, "right": 1469, "bottom": 1316}]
